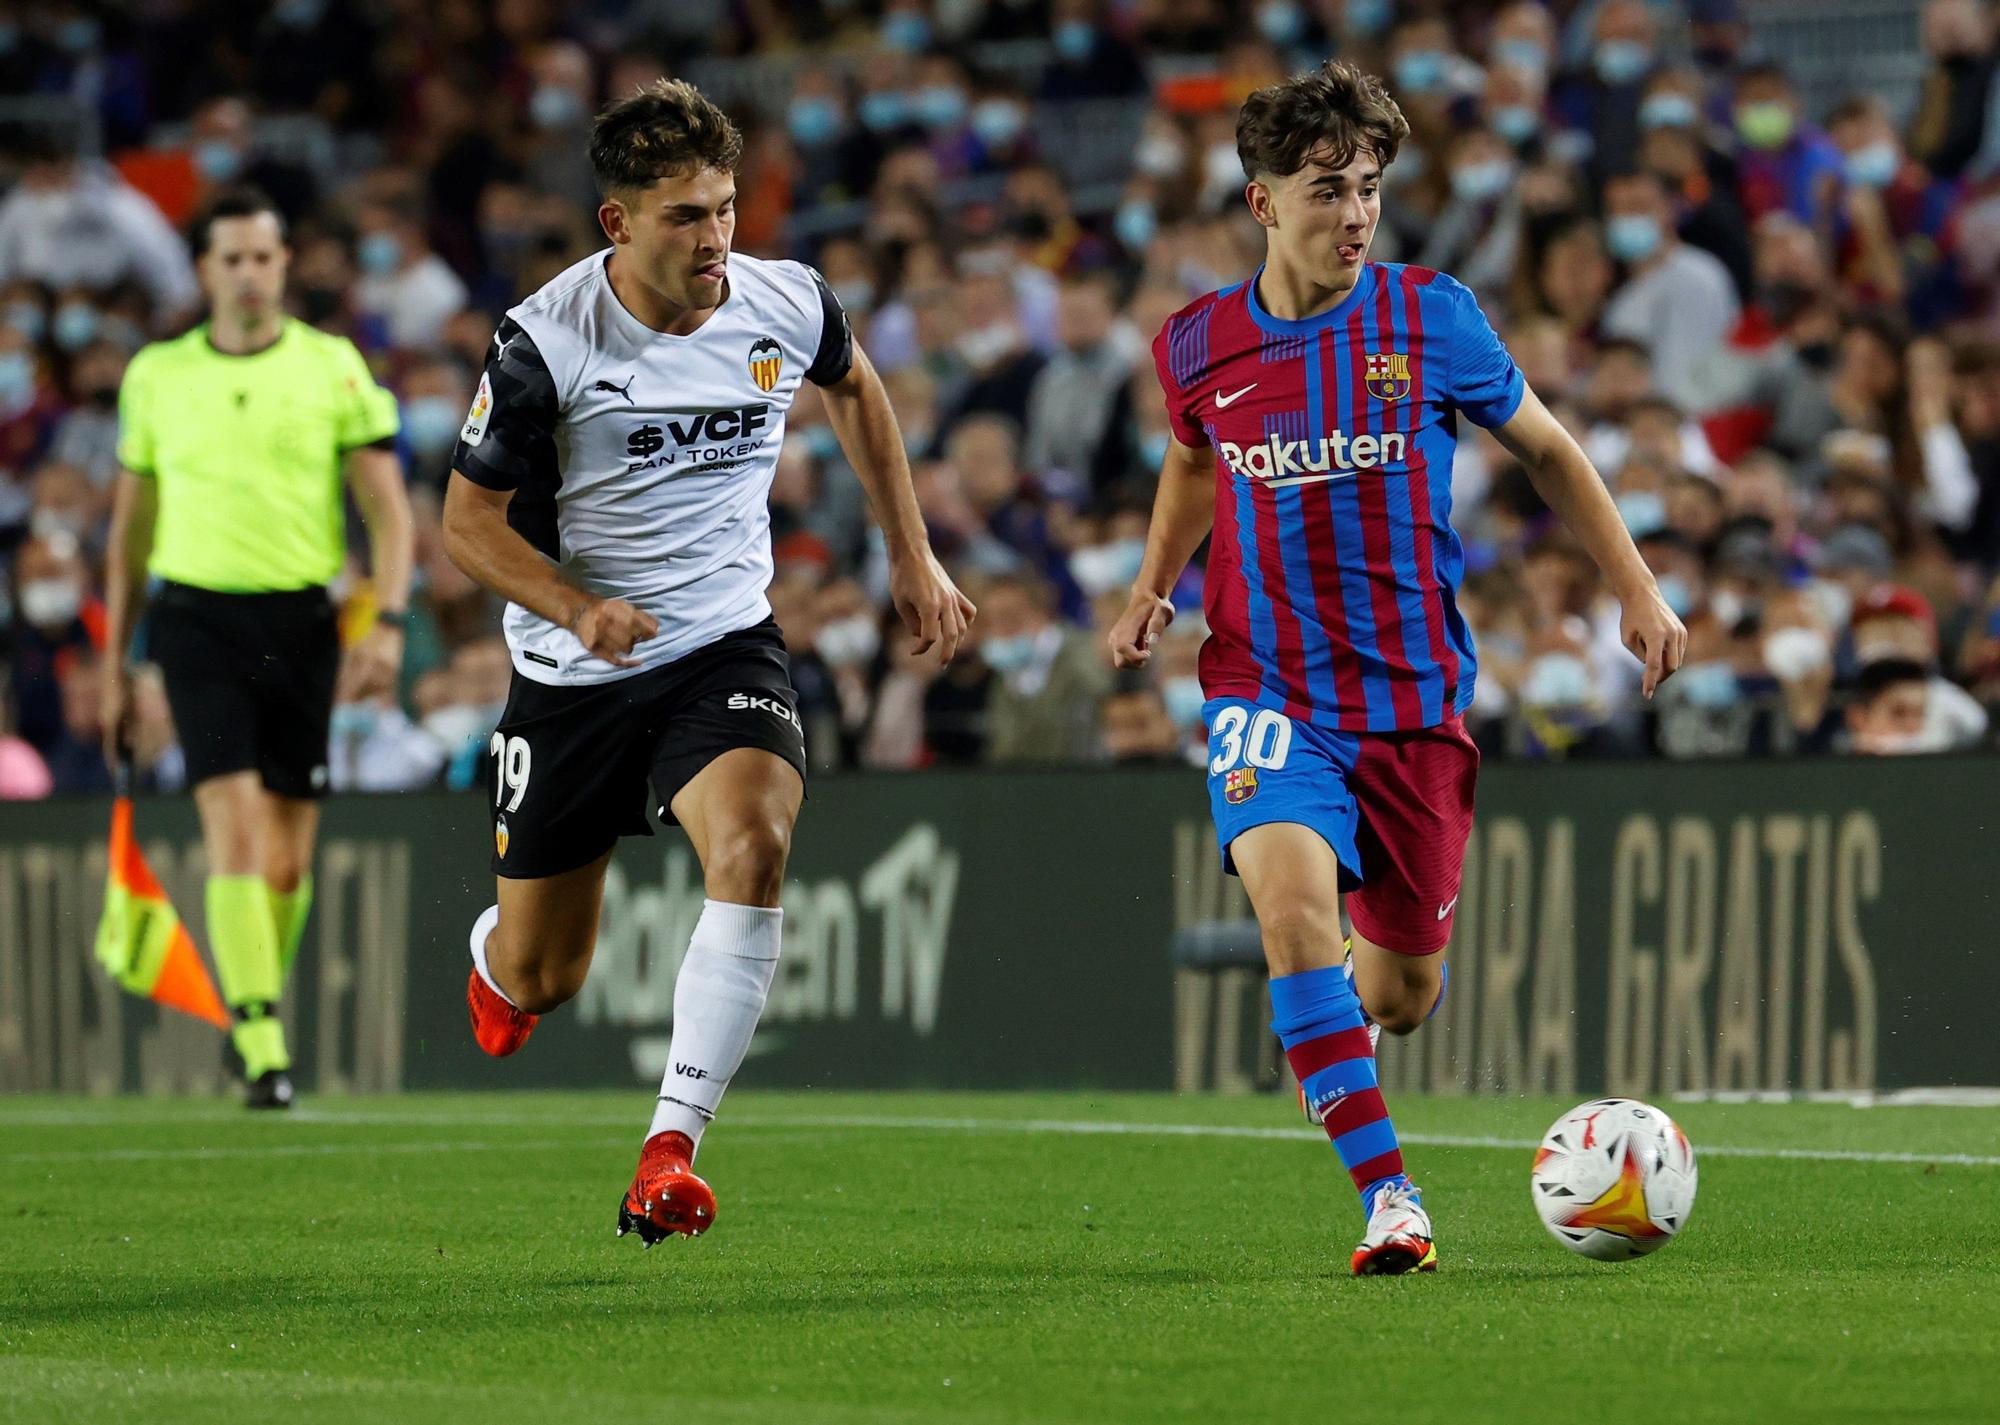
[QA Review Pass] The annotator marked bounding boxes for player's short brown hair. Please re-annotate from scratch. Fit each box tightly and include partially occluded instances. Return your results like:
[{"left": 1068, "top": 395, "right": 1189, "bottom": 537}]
[
  {"left": 589, "top": 78, "right": 743, "bottom": 197},
  {"left": 1235, "top": 60, "right": 1410, "bottom": 182}
]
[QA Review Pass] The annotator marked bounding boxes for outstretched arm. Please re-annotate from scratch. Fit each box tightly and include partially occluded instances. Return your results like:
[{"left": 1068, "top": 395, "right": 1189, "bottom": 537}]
[
  {"left": 818, "top": 342, "right": 975, "bottom": 662},
  {"left": 1494, "top": 386, "right": 1687, "bottom": 696}
]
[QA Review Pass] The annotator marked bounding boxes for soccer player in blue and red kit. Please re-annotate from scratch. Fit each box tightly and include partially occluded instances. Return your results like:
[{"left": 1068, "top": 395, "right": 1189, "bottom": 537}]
[{"left": 1111, "top": 62, "right": 1688, "bottom": 1275}]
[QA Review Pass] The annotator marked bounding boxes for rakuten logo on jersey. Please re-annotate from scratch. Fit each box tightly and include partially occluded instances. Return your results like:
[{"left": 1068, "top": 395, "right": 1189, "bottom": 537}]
[{"left": 1217, "top": 429, "right": 1407, "bottom": 487}]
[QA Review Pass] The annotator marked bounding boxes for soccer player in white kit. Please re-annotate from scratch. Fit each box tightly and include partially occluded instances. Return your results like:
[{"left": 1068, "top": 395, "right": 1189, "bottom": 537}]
[{"left": 442, "top": 80, "right": 974, "bottom": 1244}]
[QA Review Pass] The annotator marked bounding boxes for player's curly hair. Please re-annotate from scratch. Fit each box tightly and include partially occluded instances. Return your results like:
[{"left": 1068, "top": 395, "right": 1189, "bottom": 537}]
[
  {"left": 589, "top": 78, "right": 743, "bottom": 196},
  {"left": 1235, "top": 60, "right": 1410, "bottom": 181}
]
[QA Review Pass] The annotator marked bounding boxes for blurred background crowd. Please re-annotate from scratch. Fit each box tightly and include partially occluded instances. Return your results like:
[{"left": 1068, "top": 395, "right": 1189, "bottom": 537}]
[{"left": 6, "top": 0, "right": 2000, "bottom": 800}]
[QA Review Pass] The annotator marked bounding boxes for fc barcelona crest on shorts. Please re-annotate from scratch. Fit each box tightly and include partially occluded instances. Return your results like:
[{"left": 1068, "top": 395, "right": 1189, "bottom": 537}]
[
  {"left": 495, "top": 814, "right": 509, "bottom": 860},
  {"left": 1365, "top": 350, "right": 1412, "bottom": 402},
  {"left": 1223, "top": 767, "right": 1259, "bottom": 805},
  {"left": 749, "top": 337, "right": 783, "bottom": 392}
]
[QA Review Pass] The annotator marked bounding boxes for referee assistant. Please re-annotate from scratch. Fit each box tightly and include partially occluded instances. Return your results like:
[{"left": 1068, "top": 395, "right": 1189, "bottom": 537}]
[{"left": 101, "top": 189, "right": 414, "bottom": 1109}]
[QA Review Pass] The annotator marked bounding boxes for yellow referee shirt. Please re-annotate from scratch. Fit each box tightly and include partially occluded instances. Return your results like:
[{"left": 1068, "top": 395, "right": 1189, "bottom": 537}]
[{"left": 117, "top": 320, "right": 401, "bottom": 593}]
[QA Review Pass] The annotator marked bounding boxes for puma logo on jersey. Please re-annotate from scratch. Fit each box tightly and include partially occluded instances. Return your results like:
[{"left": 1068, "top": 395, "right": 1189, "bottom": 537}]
[{"left": 593, "top": 375, "right": 636, "bottom": 405}]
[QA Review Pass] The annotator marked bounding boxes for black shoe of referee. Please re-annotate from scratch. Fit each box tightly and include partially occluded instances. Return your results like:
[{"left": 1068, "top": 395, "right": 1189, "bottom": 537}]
[{"left": 246, "top": 1070, "right": 295, "bottom": 1111}]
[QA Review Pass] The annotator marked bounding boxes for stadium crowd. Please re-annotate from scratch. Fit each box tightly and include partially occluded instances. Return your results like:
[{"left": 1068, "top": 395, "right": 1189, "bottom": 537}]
[{"left": 5, "top": 0, "right": 2000, "bottom": 799}]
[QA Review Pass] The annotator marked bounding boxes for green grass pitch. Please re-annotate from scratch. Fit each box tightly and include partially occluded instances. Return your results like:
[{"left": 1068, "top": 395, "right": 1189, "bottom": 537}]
[{"left": 2, "top": 1090, "right": 1994, "bottom": 1424}]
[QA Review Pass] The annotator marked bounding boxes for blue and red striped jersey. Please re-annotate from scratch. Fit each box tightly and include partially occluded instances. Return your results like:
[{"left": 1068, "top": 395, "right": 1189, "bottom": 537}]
[{"left": 1152, "top": 262, "right": 1525, "bottom": 733}]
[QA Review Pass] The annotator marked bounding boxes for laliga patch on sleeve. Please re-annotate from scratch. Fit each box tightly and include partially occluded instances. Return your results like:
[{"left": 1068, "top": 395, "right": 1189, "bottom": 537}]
[{"left": 461, "top": 370, "right": 493, "bottom": 446}]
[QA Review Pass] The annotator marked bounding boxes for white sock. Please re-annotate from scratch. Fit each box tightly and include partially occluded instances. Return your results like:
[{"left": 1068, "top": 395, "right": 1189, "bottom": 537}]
[
  {"left": 648, "top": 899, "right": 783, "bottom": 1154},
  {"left": 468, "top": 904, "right": 519, "bottom": 1008}
]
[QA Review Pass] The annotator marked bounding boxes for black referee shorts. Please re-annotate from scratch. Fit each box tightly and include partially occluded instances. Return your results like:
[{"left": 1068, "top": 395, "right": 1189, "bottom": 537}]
[
  {"left": 488, "top": 618, "right": 808, "bottom": 880},
  {"left": 146, "top": 582, "right": 340, "bottom": 800}
]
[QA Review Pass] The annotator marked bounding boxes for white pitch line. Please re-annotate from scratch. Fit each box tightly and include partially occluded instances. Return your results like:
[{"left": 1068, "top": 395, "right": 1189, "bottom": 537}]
[
  {"left": 739, "top": 1115, "right": 2000, "bottom": 1168},
  {"left": 0, "top": 1113, "right": 1995, "bottom": 1169}
]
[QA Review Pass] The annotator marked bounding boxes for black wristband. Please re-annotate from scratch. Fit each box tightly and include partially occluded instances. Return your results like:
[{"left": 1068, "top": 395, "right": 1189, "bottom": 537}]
[{"left": 375, "top": 608, "right": 410, "bottom": 630}]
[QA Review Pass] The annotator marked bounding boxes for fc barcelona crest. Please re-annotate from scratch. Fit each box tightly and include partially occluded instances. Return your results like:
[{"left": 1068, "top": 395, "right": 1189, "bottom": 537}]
[
  {"left": 1365, "top": 350, "right": 1412, "bottom": 402},
  {"left": 1223, "top": 767, "right": 1259, "bottom": 805},
  {"left": 749, "top": 336, "right": 783, "bottom": 392}
]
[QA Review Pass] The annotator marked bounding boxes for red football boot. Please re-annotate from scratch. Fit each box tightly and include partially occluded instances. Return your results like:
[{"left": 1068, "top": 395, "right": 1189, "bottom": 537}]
[
  {"left": 617, "top": 1131, "right": 717, "bottom": 1245},
  {"left": 466, "top": 968, "right": 537, "bottom": 1057}
]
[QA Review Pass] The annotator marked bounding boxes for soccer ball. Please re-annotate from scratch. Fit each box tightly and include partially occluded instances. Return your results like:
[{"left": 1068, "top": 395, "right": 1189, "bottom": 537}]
[{"left": 1530, "top": 1098, "right": 1698, "bottom": 1260}]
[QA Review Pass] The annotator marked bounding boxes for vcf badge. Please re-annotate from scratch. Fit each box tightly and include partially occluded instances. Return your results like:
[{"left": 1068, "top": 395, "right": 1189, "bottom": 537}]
[
  {"left": 1223, "top": 767, "right": 1259, "bottom": 805},
  {"left": 748, "top": 336, "right": 783, "bottom": 393},
  {"left": 495, "top": 814, "right": 510, "bottom": 860},
  {"left": 1365, "top": 350, "right": 1412, "bottom": 402}
]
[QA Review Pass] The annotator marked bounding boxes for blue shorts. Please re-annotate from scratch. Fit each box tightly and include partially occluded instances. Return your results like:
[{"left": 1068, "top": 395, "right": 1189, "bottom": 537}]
[{"left": 1202, "top": 697, "right": 1479, "bottom": 955}]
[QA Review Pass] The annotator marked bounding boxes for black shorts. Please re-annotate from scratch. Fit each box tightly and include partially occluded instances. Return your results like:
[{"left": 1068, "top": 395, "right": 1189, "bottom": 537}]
[
  {"left": 488, "top": 618, "right": 808, "bottom": 879},
  {"left": 146, "top": 582, "right": 340, "bottom": 800}
]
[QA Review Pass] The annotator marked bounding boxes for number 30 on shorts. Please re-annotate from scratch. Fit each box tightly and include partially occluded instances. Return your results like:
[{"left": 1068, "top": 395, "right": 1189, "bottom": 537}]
[
  {"left": 1208, "top": 705, "right": 1293, "bottom": 775},
  {"left": 489, "top": 732, "right": 532, "bottom": 811}
]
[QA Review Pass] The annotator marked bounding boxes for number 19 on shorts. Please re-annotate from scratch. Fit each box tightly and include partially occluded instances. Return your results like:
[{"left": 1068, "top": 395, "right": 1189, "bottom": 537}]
[{"left": 490, "top": 732, "right": 531, "bottom": 811}]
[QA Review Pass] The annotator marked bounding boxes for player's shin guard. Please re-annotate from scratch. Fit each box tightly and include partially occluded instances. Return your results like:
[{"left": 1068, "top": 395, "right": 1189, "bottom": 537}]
[
  {"left": 647, "top": 900, "right": 782, "bottom": 1153},
  {"left": 1270, "top": 965, "right": 1407, "bottom": 1215},
  {"left": 206, "top": 874, "right": 289, "bottom": 1076}
]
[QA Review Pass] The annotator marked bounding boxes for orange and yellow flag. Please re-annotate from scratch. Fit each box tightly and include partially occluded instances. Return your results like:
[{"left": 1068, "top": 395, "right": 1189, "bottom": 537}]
[{"left": 93, "top": 794, "right": 229, "bottom": 1029}]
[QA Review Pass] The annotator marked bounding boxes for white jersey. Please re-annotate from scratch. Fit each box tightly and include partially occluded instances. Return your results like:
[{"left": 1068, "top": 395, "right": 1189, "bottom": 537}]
[{"left": 452, "top": 248, "right": 851, "bottom": 685}]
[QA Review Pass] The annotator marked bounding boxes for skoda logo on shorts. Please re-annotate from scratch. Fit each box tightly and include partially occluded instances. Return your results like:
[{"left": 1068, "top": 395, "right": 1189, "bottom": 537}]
[{"left": 495, "top": 814, "right": 510, "bottom": 860}]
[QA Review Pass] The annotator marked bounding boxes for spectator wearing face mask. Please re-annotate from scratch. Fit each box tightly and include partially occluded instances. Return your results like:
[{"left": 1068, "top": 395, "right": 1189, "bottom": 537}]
[
  {"left": 1038, "top": 0, "right": 1149, "bottom": 102},
  {"left": 1600, "top": 169, "right": 1741, "bottom": 415},
  {"left": 979, "top": 570, "right": 1111, "bottom": 765},
  {"left": 350, "top": 196, "right": 468, "bottom": 351},
  {"left": 1419, "top": 128, "right": 1523, "bottom": 301},
  {"left": 812, "top": 578, "right": 888, "bottom": 769},
  {"left": 1067, "top": 505, "right": 1152, "bottom": 607},
  {"left": 1825, "top": 96, "right": 1959, "bottom": 317},
  {"left": 328, "top": 653, "right": 447, "bottom": 793},
  {"left": 1552, "top": 0, "right": 1660, "bottom": 185},
  {"left": 1848, "top": 583, "right": 1988, "bottom": 750},
  {"left": 9, "top": 530, "right": 102, "bottom": 753},
  {"left": 1845, "top": 656, "right": 1938, "bottom": 754},
  {"left": 1756, "top": 587, "right": 1843, "bottom": 754},
  {"left": 183, "top": 97, "right": 318, "bottom": 226},
  {"left": 939, "top": 263, "right": 1046, "bottom": 433},
  {"left": 397, "top": 357, "right": 473, "bottom": 488},
  {"left": 1508, "top": 619, "right": 1624, "bottom": 760},
  {"left": 1730, "top": 64, "right": 1846, "bottom": 232},
  {"left": 1634, "top": 73, "right": 1755, "bottom": 300},
  {"left": 523, "top": 42, "right": 601, "bottom": 212}
]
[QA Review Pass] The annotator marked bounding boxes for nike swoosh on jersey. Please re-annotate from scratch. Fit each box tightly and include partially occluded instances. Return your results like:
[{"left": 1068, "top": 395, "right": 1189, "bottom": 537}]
[{"left": 1215, "top": 383, "right": 1258, "bottom": 408}]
